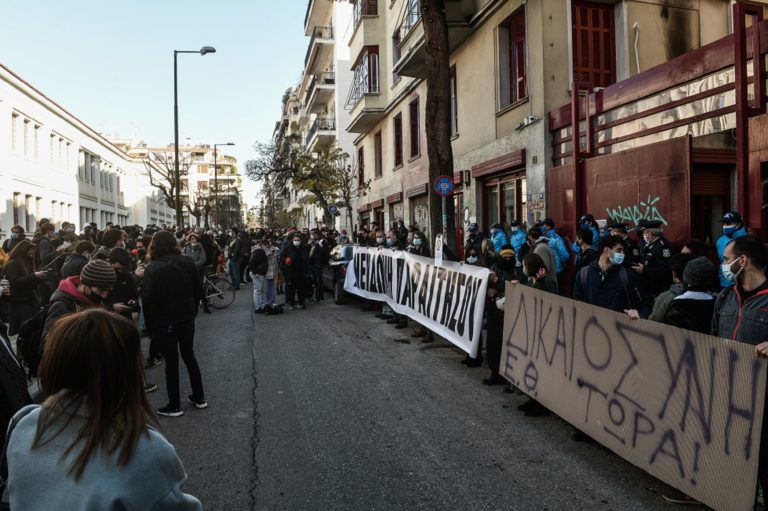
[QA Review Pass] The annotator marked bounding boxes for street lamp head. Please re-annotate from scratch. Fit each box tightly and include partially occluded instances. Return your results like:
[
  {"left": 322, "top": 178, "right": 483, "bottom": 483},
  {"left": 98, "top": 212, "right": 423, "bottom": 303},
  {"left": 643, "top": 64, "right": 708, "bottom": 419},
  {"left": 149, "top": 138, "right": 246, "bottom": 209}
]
[
  {"left": 225, "top": 142, "right": 235, "bottom": 146},
  {"left": 200, "top": 46, "right": 216, "bottom": 55}
]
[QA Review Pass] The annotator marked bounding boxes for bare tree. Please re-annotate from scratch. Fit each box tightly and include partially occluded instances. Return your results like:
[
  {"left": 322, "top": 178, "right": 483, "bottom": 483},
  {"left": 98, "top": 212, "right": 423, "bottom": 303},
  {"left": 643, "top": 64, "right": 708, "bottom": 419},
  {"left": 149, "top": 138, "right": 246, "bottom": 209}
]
[
  {"left": 142, "top": 151, "right": 192, "bottom": 217},
  {"left": 328, "top": 152, "right": 370, "bottom": 231}
]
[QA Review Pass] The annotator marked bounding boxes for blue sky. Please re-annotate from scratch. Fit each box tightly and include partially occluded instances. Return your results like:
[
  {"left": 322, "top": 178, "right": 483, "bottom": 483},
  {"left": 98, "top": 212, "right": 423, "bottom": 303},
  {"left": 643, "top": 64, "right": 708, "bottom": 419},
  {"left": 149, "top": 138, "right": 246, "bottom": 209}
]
[{"left": 0, "top": 0, "right": 310, "bottom": 207}]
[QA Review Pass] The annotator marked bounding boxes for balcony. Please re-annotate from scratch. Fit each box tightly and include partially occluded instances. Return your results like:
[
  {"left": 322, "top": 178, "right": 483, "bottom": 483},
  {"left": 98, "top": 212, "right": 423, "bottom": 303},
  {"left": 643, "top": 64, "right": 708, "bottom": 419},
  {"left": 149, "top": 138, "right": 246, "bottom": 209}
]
[
  {"left": 304, "top": 0, "right": 333, "bottom": 36},
  {"left": 305, "top": 26, "right": 334, "bottom": 71},
  {"left": 305, "top": 72, "right": 336, "bottom": 114},
  {"left": 306, "top": 117, "right": 337, "bottom": 151},
  {"left": 346, "top": 92, "right": 386, "bottom": 133},
  {"left": 393, "top": 0, "right": 476, "bottom": 78}
]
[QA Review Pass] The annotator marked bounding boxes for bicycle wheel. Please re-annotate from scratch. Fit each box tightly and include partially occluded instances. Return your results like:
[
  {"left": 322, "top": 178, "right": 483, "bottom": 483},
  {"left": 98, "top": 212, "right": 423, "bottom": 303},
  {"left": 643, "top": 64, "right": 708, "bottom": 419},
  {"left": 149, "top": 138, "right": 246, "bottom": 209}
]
[{"left": 207, "top": 277, "right": 236, "bottom": 309}]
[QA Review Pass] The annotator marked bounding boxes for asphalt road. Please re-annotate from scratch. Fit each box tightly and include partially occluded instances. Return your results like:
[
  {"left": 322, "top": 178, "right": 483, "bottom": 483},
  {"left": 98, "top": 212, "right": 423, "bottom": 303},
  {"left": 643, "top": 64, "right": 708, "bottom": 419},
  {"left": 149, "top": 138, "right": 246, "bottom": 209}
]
[{"left": 146, "top": 286, "right": 698, "bottom": 511}]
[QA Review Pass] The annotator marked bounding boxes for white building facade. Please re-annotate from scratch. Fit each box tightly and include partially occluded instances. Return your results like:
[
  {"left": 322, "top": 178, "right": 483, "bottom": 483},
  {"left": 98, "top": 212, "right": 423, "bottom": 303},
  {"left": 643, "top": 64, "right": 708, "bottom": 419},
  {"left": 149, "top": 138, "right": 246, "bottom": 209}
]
[{"left": 0, "top": 63, "right": 174, "bottom": 236}]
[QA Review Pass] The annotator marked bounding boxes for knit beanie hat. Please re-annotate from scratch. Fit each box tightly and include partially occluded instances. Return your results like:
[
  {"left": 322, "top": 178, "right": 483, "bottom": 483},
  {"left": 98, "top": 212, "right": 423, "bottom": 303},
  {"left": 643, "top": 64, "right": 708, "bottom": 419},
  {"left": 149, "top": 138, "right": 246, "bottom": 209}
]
[
  {"left": 80, "top": 259, "right": 117, "bottom": 289},
  {"left": 682, "top": 256, "right": 715, "bottom": 288}
]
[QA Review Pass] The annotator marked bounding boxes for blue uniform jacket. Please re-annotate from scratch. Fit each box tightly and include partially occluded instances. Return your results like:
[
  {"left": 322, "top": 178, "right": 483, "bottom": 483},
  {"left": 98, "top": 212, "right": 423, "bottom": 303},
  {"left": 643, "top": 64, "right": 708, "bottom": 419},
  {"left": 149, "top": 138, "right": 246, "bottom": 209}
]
[{"left": 546, "top": 230, "right": 570, "bottom": 274}]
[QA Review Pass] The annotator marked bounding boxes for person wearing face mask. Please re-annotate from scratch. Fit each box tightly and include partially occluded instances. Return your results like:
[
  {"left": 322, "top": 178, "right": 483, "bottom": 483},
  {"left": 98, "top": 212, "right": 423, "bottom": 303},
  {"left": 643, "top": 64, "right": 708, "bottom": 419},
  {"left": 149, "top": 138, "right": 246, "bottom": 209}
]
[
  {"left": 509, "top": 220, "right": 526, "bottom": 263},
  {"left": 571, "top": 228, "right": 598, "bottom": 281},
  {"left": 573, "top": 235, "right": 643, "bottom": 314},
  {"left": 181, "top": 233, "right": 206, "bottom": 270},
  {"left": 2, "top": 226, "right": 25, "bottom": 254},
  {"left": 460, "top": 248, "right": 484, "bottom": 367},
  {"left": 279, "top": 234, "right": 311, "bottom": 310},
  {"left": 489, "top": 223, "right": 508, "bottom": 253},
  {"left": 105, "top": 248, "right": 140, "bottom": 321},
  {"left": 483, "top": 245, "right": 518, "bottom": 385},
  {"left": 463, "top": 223, "right": 484, "bottom": 255},
  {"left": 527, "top": 227, "right": 556, "bottom": 278},
  {"left": 716, "top": 211, "right": 749, "bottom": 288},
  {"left": 606, "top": 222, "right": 640, "bottom": 265},
  {"left": 714, "top": 237, "right": 768, "bottom": 503},
  {"left": 308, "top": 229, "right": 330, "bottom": 302},
  {"left": 537, "top": 218, "right": 570, "bottom": 290},
  {"left": 395, "top": 219, "right": 409, "bottom": 246},
  {"left": 42, "top": 259, "right": 116, "bottom": 345},
  {"left": 631, "top": 220, "right": 673, "bottom": 314},
  {"left": 407, "top": 232, "right": 431, "bottom": 258},
  {"left": 577, "top": 214, "right": 601, "bottom": 249}
]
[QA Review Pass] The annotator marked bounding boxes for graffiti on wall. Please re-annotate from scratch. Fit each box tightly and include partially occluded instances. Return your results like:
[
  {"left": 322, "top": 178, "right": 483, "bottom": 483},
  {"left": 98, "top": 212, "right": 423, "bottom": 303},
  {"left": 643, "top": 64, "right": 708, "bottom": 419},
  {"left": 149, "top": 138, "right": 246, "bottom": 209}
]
[{"left": 605, "top": 195, "right": 668, "bottom": 226}]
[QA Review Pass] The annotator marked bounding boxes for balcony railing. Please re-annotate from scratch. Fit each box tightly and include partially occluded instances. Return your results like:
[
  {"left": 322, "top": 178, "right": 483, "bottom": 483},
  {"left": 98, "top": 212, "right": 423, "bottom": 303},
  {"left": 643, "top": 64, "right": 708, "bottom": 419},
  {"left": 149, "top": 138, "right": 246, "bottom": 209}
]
[
  {"left": 345, "top": 49, "right": 380, "bottom": 109},
  {"left": 304, "top": 26, "right": 334, "bottom": 66},
  {"left": 307, "top": 117, "right": 336, "bottom": 144},
  {"left": 306, "top": 71, "right": 336, "bottom": 102},
  {"left": 353, "top": 0, "right": 378, "bottom": 30}
]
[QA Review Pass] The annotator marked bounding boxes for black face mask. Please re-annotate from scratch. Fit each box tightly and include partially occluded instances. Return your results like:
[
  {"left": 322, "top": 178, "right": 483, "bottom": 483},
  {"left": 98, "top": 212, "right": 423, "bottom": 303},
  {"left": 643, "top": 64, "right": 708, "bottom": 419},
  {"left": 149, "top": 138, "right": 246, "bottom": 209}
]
[
  {"left": 497, "top": 258, "right": 515, "bottom": 270},
  {"left": 85, "top": 289, "right": 104, "bottom": 304}
]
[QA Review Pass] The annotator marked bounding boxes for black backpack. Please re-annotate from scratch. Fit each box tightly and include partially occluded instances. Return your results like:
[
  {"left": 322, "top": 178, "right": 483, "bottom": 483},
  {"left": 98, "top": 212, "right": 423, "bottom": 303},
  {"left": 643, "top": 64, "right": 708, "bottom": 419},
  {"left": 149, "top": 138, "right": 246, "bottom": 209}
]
[{"left": 16, "top": 303, "right": 54, "bottom": 379}]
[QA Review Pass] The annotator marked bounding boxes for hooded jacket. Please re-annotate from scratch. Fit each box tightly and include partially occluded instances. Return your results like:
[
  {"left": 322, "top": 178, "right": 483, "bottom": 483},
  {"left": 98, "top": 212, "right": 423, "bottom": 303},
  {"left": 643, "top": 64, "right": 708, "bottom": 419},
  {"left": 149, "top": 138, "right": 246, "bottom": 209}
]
[
  {"left": 42, "top": 276, "right": 96, "bottom": 343},
  {"left": 711, "top": 282, "right": 768, "bottom": 344}
]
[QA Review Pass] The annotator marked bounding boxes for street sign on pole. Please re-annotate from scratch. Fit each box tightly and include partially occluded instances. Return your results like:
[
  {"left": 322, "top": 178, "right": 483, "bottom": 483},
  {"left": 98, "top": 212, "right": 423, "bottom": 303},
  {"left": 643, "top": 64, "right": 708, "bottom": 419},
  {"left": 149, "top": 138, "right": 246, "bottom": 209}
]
[
  {"left": 434, "top": 176, "right": 453, "bottom": 244},
  {"left": 328, "top": 204, "right": 338, "bottom": 215}
]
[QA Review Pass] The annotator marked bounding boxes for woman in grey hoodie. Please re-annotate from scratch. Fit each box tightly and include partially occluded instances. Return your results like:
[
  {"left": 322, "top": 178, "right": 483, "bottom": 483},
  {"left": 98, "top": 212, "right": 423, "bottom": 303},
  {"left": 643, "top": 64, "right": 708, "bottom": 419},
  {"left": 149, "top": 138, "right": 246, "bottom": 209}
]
[{"left": 5, "top": 309, "right": 201, "bottom": 510}]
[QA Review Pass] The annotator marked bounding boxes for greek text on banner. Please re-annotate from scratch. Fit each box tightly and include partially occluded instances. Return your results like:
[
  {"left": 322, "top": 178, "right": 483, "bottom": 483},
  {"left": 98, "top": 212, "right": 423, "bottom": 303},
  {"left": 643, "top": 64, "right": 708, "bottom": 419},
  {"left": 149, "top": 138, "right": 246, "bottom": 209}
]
[
  {"left": 500, "top": 283, "right": 766, "bottom": 511},
  {"left": 343, "top": 246, "right": 489, "bottom": 357}
]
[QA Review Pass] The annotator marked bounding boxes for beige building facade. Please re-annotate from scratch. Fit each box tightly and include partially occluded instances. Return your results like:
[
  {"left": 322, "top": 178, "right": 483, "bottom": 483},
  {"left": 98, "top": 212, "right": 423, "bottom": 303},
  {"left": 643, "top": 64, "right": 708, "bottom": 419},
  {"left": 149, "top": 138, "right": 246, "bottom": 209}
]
[{"left": 345, "top": 0, "right": 747, "bottom": 253}]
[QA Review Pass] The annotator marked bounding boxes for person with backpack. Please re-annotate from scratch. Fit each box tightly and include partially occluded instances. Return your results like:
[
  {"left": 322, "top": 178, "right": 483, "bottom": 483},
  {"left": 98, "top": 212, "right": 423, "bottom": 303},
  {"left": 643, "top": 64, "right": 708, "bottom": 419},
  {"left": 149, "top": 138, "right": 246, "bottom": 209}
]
[
  {"left": 142, "top": 231, "right": 205, "bottom": 417},
  {"left": 573, "top": 235, "right": 643, "bottom": 314},
  {"left": 42, "top": 259, "right": 117, "bottom": 346},
  {"left": 662, "top": 256, "right": 716, "bottom": 334},
  {"left": 6, "top": 309, "right": 202, "bottom": 510},
  {"left": 4, "top": 240, "right": 48, "bottom": 336}
]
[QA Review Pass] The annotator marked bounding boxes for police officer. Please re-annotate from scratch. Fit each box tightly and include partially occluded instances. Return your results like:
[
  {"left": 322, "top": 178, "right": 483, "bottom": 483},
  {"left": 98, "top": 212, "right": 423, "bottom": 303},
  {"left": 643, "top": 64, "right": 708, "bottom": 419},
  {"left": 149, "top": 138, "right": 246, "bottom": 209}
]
[
  {"left": 606, "top": 222, "right": 640, "bottom": 265},
  {"left": 632, "top": 219, "right": 673, "bottom": 305}
]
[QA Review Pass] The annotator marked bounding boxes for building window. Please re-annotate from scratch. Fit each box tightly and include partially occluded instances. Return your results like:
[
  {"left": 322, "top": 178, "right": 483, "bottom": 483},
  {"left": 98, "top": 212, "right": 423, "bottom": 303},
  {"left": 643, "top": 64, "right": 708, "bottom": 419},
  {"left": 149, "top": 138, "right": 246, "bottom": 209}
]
[
  {"left": 409, "top": 97, "right": 420, "bottom": 158},
  {"left": 198, "top": 165, "right": 209, "bottom": 174},
  {"left": 374, "top": 132, "right": 383, "bottom": 178},
  {"left": 393, "top": 113, "right": 403, "bottom": 167},
  {"left": 33, "top": 125, "right": 40, "bottom": 159},
  {"left": 11, "top": 113, "right": 18, "bottom": 153},
  {"left": 498, "top": 9, "right": 527, "bottom": 108},
  {"left": 572, "top": 0, "right": 616, "bottom": 89},
  {"left": 353, "top": 0, "right": 377, "bottom": 29},
  {"left": 357, "top": 147, "right": 365, "bottom": 186},
  {"left": 392, "top": 31, "right": 402, "bottom": 84},
  {"left": 12, "top": 193, "right": 20, "bottom": 225},
  {"left": 450, "top": 66, "right": 458, "bottom": 136},
  {"left": 346, "top": 46, "right": 380, "bottom": 108},
  {"left": 23, "top": 120, "right": 30, "bottom": 157},
  {"left": 50, "top": 135, "right": 56, "bottom": 165}
]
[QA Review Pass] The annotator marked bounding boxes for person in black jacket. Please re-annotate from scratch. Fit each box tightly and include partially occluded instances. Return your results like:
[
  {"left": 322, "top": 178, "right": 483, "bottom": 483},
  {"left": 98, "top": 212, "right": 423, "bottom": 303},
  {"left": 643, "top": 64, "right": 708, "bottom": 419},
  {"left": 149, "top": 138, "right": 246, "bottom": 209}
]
[
  {"left": 279, "top": 233, "right": 311, "bottom": 310},
  {"left": 2, "top": 226, "right": 25, "bottom": 254},
  {"left": 142, "top": 231, "right": 205, "bottom": 417},
  {"left": 308, "top": 229, "right": 330, "bottom": 302},
  {"left": 572, "top": 228, "right": 598, "bottom": 286},
  {"left": 249, "top": 241, "right": 268, "bottom": 313},
  {"left": 3, "top": 241, "right": 48, "bottom": 336},
  {"left": 60, "top": 240, "right": 95, "bottom": 279},
  {"left": 0, "top": 323, "right": 31, "bottom": 446},
  {"left": 483, "top": 245, "right": 518, "bottom": 386},
  {"left": 105, "top": 248, "right": 139, "bottom": 320}
]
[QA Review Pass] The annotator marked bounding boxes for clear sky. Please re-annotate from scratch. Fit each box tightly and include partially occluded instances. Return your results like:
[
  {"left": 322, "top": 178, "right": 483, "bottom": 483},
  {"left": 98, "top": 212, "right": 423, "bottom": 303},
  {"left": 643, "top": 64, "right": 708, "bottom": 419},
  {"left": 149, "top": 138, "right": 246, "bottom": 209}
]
[{"left": 0, "top": 0, "right": 310, "bottom": 210}]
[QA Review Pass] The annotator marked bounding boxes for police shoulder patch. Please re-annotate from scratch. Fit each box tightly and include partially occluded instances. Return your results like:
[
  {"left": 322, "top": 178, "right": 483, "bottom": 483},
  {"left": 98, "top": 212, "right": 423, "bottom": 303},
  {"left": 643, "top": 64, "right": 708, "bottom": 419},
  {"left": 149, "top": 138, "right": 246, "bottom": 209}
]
[{"left": 662, "top": 248, "right": 671, "bottom": 258}]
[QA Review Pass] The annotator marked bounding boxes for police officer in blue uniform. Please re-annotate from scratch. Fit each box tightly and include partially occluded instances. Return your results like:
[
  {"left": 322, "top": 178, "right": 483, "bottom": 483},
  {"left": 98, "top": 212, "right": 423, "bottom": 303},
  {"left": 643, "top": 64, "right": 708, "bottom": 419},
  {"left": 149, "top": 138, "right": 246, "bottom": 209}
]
[{"left": 632, "top": 220, "right": 673, "bottom": 308}]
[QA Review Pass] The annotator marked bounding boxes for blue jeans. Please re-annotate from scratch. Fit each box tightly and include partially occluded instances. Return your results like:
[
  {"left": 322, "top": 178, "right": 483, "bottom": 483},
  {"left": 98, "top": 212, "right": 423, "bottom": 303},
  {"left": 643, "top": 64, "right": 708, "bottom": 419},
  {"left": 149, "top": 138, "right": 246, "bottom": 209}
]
[
  {"left": 228, "top": 259, "right": 241, "bottom": 289},
  {"left": 251, "top": 273, "right": 265, "bottom": 310},
  {"left": 264, "top": 278, "right": 276, "bottom": 306}
]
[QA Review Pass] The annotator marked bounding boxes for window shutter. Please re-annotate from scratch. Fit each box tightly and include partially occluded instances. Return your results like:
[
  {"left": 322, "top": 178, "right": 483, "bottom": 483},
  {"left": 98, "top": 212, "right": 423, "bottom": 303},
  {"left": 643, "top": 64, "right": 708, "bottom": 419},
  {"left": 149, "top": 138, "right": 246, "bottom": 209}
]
[
  {"left": 571, "top": 1, "right": 615, "bottom": 89},
  {"left": 514, "top": 12, "right": 526, "bottom": 101}
]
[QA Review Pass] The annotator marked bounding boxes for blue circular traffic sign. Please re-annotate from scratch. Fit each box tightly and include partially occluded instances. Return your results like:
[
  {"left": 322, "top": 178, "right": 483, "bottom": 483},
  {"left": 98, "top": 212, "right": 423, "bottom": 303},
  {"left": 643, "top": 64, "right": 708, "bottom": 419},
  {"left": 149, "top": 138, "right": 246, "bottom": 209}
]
[
  {"left": 434, "top": 175, "right": 454, "bottom": 197},
  {"left": 328, "top": 204, "right": 338, "bottom": 214}
]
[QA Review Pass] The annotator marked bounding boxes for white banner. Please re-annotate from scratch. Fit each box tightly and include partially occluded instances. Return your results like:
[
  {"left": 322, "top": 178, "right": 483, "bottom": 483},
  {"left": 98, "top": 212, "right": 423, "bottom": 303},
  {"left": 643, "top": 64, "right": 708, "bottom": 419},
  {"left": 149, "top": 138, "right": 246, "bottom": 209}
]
[{"left": 344, "top": 246, "right": 489, "bottom": 357}]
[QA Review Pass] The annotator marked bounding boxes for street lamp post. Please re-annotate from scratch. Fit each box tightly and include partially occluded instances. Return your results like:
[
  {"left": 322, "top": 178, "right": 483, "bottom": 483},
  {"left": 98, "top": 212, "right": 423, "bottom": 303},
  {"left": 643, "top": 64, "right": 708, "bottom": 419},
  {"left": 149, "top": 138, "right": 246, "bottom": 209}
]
[
  {"left": 213, "top": 142, "right": 235, "bottom": 228},
  {"left": 174, "top": 46, "right": 216, "bottom": 228}
]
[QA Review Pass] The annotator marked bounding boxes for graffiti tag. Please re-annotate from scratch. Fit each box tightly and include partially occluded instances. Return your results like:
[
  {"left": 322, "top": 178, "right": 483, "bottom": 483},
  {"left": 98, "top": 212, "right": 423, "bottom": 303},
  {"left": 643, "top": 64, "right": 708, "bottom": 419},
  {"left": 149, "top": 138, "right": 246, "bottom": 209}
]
[{"left": 605, "top": 195, "right": 667, "bottom": 226}]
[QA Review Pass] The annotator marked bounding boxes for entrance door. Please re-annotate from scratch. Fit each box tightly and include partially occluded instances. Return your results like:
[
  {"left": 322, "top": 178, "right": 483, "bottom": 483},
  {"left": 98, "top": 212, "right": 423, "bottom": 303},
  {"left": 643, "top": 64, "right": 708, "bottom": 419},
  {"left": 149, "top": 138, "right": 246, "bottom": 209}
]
[
  {"left": 482, "top": 172, "right": 526, "bottom": 232},
  {"left": 691, "top": 163, "right": 732, "bottom": 259}
]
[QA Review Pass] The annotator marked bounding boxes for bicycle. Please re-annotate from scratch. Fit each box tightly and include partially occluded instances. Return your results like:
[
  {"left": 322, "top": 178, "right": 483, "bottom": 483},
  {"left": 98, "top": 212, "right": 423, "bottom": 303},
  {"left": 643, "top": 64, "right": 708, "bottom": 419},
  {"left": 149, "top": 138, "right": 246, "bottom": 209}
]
[{"left": 203, "top": 272, "right": 236, "bottom": 309}]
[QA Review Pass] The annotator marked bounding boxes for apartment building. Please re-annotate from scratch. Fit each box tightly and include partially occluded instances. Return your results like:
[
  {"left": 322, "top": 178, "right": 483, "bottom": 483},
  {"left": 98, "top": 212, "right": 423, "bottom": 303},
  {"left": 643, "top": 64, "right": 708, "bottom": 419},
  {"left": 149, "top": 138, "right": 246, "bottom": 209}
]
[
  {"left": 117, "top": 141, "right": 243, "bottom": 229},
  {"left": 0, "top": 63, "right": 174, "bottom": 234},
  {"left": 270, "top": 0, "right": 358, "bottom": 232},
  {"left": 346, "top": 0, "right": 745, "bottom": 254}
]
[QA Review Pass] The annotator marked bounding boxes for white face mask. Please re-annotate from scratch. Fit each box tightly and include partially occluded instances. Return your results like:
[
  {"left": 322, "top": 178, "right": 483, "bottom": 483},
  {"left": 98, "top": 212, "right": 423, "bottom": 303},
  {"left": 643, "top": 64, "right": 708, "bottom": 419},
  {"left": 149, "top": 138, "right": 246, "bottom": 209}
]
[
  {"left": 293, "top": 240, "right": 301, "bottom": 247},
  {"left": 721, "top": 257, "right": 743, "bottom": 283}
]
